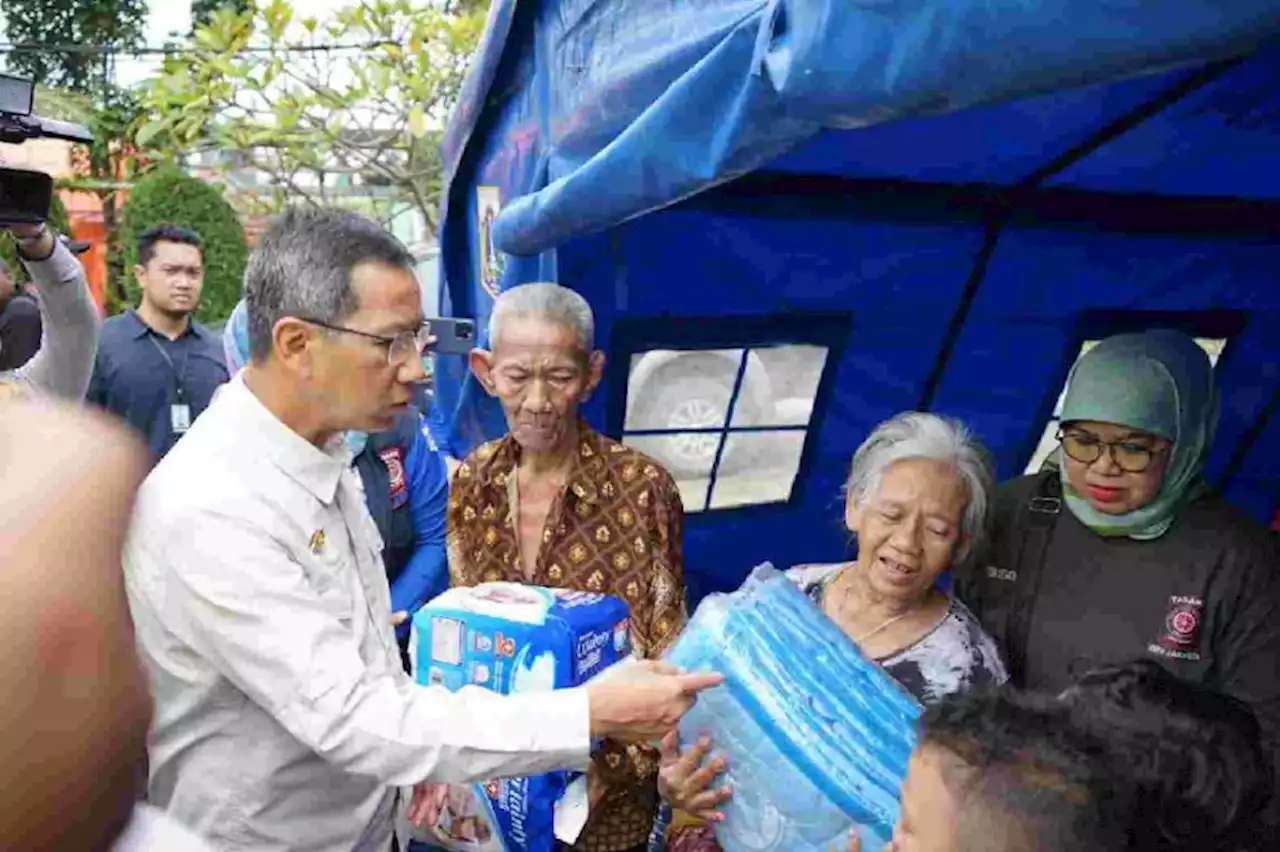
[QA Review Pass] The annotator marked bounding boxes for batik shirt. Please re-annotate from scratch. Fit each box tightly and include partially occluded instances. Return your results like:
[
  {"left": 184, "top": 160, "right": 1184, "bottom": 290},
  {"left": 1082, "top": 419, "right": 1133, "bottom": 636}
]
[{"left": 448, "top": 421, "right": 688, "bottom": 852}]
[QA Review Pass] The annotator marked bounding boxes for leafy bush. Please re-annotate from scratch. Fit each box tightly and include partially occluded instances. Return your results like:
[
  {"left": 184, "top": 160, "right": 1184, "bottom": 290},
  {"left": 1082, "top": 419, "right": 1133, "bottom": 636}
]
[
  {"left": 121, "top": 166, "right": 247, "bottom": 323},
  {"left": 0, "top": 194, "right": 72, "bottom": 285}
]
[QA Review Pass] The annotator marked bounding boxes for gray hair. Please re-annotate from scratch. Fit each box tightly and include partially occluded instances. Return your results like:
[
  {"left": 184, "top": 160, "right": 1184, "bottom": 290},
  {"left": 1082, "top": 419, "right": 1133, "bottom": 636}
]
[
  {"left": 244, "top": 207, "right": 416, "bottom": 362},
  {"left": 846, "top": 412, "right": 995, "bottom": 561},
  {"left": 488, "top": 282, "right": 595, "bottom": 352}
]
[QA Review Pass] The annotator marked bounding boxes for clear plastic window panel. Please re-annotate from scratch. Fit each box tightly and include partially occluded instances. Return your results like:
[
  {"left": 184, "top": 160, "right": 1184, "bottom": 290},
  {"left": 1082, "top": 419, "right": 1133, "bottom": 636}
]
[{"left": 623, "top": 345, "right": 830, "bottom": 512}]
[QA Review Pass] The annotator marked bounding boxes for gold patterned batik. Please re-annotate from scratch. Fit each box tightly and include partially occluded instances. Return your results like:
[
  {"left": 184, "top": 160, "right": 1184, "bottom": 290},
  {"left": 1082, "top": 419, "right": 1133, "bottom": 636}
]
[{"left": 448, "top": 421, "right": 688, "bottom": 852}]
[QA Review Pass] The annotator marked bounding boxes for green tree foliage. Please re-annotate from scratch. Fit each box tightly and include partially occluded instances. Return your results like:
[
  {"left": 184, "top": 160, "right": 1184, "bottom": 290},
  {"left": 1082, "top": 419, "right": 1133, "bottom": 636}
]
[
  {"left": 0, "top": 195, "right": 72, "bottom": 285},
  {"left": 4, "top": 1, "right": 159, "bottom": 307},
  {"left": 2, "top": 0, "right": 148, "bottom": 92},
  {"left": 141, "top": 0, "right": 486, "bottom": 233},
  {"left": 121, "top": 167, "right": 248, "bottom": 323},
  {"left": 192, "top": 0, "right": 253, "bottom": 32}
]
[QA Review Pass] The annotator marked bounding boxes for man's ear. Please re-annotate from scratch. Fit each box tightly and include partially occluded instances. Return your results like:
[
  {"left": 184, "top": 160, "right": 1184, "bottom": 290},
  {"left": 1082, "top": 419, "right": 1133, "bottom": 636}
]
[
  {"left": 582, "top": 350, "right": 606, "bottom": 400},
  {"left": 469, "top": 349, "right": 498, "bottom": 397},
  {"left": 132, "top": 265, "right": 148, "bottom": 287},
  {"left": 272, "top": 318, "right": 316, "bottom": 375}
]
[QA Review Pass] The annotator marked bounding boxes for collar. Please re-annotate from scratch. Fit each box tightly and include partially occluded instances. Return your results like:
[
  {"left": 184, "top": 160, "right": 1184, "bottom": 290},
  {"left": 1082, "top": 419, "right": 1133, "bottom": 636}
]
[
  {"left": 125, "top": 308, "right": 205, "bottom": 341},
  {"left": 490, "top": 418, "right": 602, "bottom": 505},
  {"left": 218, "top": 374, "right": 350, "bottom": 505}
]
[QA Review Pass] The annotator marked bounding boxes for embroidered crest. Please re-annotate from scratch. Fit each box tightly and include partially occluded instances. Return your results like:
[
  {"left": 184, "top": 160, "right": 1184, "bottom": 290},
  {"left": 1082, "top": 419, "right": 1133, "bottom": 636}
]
[
  {"left": 379, "top": 446, "right": 407, "bottom": 507},
  {"left": 1149, "top": 595, "right": 1205, "bottom": 662}
]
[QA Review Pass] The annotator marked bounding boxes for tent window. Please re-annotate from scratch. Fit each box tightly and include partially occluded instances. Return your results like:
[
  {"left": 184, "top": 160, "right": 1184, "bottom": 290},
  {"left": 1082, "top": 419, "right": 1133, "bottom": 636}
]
[
  {"left": 622, "top": 344, "right": 830, "bottom": 512},
  {"left": 1024, "top": 337, "right": 1227, "bottom": 474}
]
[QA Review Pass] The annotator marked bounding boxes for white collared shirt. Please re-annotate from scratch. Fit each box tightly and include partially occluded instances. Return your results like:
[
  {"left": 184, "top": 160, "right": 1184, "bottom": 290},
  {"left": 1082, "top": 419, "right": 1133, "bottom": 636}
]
[
  {"left": 124, "top": 375, "right": 591, "bottom": 852},
  {"left": 112, "top": 805, "right": 217, "bottom": 852}
]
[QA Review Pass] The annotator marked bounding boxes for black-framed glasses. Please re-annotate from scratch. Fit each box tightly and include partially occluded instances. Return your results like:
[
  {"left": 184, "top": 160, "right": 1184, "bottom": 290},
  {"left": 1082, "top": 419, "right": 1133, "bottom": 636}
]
[
  {"left": 1057, "top": 428, "right": 1166, "bottom": 473},
  {"left": 299, "top": 318, "right": 431, "bottom": 366}
]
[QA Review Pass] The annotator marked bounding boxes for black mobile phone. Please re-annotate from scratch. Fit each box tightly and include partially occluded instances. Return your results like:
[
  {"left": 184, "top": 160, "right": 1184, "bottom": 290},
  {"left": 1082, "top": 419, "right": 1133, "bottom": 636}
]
[
  {"left": 429, "top": 317, "right": 477, "bottom": 355},
  {"left": 0, "top": 167, "right": 53, "bottom": 225}
]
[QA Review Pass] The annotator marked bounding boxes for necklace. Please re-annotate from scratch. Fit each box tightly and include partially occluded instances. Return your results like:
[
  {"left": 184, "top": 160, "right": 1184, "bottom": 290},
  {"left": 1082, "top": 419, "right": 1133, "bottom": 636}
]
[
  {"left": 828, "top": 565, "right": 917, "bottom": 645},
  {"left": 853, "top": 610, "right": 913, "bottom": 643}
]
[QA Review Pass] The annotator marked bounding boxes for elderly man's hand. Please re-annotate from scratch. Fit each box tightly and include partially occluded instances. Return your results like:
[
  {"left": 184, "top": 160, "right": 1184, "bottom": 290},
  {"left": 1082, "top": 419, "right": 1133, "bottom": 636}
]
[
  {"left": 583, "top": 659, "right": 723, "bottom": 744},
  {"left": 407, "top": 781, "right": 449, "bottom": 829},
  {"left": 656, "top": 731, "right": 732, "bottom": 822}
]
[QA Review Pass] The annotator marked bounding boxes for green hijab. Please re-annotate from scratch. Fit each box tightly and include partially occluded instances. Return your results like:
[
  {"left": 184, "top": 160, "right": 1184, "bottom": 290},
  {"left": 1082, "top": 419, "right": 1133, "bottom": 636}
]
[{"left": 1057, "top": 329, "right": 1219, "bottom": 540}]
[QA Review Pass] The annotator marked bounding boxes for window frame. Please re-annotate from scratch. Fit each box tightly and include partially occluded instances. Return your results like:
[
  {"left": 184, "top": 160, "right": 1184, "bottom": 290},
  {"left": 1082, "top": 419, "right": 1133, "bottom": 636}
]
[{"left": 605, "top": 312, "right": 853, "bottom": 515}]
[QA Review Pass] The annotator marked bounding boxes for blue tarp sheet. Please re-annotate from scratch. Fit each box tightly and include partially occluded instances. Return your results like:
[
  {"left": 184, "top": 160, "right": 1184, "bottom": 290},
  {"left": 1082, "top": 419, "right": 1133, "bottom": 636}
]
[{"left": 429, "top": 0, "right": 1280, "bottom": 600}]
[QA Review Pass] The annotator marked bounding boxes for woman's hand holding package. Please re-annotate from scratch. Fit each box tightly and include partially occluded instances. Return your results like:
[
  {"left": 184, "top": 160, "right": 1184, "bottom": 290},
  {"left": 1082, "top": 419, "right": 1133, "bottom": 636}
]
[{"left": 657, "top": 730, "right": 733, "bottom": 822}]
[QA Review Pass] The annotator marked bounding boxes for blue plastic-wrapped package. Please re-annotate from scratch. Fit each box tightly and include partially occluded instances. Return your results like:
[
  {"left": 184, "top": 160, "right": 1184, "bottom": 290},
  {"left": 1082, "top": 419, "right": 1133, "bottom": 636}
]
[{"left": 664, "top": 563, "right": 921, "bottom": 851}]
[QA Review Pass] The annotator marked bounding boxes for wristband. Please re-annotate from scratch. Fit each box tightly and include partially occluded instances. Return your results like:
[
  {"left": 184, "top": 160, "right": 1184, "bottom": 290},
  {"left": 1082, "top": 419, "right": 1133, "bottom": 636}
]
[{"left": 14, "top": 224, "right": 55, "bottom": 262}]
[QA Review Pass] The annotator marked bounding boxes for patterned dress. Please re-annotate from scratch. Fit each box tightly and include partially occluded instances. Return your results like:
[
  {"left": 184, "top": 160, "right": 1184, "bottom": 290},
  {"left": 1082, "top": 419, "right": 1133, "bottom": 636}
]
[{"left": 658, "top": 563, "right": 1008, "bottom": 851}]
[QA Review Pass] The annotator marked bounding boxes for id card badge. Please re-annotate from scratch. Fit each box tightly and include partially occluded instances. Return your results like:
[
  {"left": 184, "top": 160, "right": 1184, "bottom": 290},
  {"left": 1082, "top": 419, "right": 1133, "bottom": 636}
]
[{"left": 170, "top": 403, "right": 192, "bottom": 434}]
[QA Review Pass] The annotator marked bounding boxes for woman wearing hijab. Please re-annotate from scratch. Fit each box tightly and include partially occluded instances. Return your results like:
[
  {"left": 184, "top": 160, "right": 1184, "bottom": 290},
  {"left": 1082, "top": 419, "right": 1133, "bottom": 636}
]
[
  {"left": 957, "top": 328, "right": 1280, "bottom": 825},
  {"left": 223, "top": 299, "right": 451, "bottom": 665}
]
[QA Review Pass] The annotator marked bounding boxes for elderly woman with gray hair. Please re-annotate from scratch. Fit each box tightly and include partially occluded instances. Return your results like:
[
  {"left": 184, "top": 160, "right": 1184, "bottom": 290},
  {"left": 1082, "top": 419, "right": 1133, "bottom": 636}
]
[{"left": 655, "top": 412, "right": 1007, "bottom": 851}]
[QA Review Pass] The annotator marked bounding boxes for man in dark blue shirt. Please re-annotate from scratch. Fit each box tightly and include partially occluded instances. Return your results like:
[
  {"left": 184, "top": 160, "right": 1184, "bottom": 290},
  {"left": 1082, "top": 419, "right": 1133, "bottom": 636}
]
[{"left": 87, "top": 225, "right": 229, "bottom": 459}]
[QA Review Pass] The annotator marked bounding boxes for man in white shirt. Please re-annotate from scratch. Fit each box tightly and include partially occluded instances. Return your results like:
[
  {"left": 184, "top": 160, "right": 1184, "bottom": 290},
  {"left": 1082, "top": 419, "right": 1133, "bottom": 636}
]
[{"left": 123, "top": 208, "right": 719, "bottom": 852}]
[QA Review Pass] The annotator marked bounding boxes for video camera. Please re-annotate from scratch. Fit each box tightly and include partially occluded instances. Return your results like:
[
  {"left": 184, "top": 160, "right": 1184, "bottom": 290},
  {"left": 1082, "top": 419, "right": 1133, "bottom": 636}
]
[{"left": 0, "top": 72, "right": 93, "bottom": 226}]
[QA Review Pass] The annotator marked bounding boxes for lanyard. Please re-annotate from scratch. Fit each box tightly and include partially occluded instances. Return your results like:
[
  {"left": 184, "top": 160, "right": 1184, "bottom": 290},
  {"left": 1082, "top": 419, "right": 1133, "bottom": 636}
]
[{"left": 147, "top": 333, "right": 191, "bottom": 402}]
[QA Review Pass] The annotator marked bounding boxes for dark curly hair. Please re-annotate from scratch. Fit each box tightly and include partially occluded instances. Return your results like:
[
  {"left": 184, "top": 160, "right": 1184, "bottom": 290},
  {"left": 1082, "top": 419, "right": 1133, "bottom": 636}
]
[
  {"left": 1060, "top": 659, "right": 1273, "bottom": 850},
  {"left": 921, "top": 689, "right": 1133, "bottom": 851}
]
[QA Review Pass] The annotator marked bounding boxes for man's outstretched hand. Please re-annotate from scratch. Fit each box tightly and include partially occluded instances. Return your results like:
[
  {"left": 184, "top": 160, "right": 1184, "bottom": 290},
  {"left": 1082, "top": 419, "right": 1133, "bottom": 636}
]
[{"left": 584, "top": 659, "right": 723, "bottom": 744}]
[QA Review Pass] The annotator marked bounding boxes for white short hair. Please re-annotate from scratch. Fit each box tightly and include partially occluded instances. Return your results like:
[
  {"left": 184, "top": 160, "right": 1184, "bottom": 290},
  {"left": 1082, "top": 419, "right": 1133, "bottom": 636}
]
[
  {"left": 488, "top": 282, "right": 595, "bottom": 352},
  {"left": 846, "top": 412, "right": 994, "bottom": 560}
]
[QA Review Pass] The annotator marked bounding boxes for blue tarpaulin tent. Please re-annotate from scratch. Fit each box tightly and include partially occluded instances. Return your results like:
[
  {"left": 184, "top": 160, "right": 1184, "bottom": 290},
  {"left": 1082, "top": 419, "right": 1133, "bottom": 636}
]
[{"left": 427, "top": 0, "right": 1280, "bottom": 603}]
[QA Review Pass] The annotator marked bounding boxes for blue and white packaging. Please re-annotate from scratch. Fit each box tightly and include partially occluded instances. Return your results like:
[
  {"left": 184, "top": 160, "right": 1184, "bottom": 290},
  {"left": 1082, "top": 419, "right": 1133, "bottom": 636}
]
[
  {"left": 665, "top": 563, "right": 922, "bottom": 851},
  {"left": 409, "top": 583, "right": 632, "bottom": 852}
]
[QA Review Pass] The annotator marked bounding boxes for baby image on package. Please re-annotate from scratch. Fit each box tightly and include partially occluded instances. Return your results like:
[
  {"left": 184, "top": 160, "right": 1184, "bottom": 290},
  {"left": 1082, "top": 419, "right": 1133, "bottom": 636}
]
[{"left": 409, "top": 582, "right": 632, "bottom": 852}]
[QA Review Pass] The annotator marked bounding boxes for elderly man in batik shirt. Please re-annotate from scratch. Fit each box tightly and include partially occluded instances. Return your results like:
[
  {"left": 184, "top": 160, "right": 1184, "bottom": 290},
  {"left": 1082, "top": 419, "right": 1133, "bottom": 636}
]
[{"left": 448, "top": 282, "right": 687, "bottom": 852}]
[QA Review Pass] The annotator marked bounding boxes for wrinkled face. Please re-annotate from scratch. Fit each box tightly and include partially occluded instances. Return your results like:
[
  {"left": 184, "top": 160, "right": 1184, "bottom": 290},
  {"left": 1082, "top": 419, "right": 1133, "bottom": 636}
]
[
  {"left": 306, "top": 261, "right": 427, "bottom": 434},
  {"left": 137, "top": 241, "right": 204, "bottom": 317},
  {"left": 471, "top": 318, "right": 604, "bottom": 454},
  {"left": 847, "top": 457, "right": 967, "bottom": 605},
  {"left": 1060, "top": 420, "right": 1171, "bottom": 515},
  {"left": 887, "top": 748, "right": 962, "bottom": 852}
]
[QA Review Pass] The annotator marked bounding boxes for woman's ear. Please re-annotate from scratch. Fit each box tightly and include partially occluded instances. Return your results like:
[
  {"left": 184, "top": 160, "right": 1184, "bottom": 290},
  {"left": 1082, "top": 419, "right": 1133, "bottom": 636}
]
[{"left": 844, "top": 493, "right": 862, "bottom": 532}]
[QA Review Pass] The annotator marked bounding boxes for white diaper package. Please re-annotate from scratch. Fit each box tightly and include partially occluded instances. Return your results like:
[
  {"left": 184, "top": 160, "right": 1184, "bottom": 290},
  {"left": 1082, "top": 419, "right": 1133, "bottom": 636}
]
[{"left": 409, "top": 583, "right": 632, "bottom": 852}]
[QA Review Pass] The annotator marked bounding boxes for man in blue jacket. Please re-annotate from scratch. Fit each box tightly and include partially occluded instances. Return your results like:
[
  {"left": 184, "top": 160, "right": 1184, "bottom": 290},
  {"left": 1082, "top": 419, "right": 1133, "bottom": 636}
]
[{"left": 224, "top": 299, "right": 448, "bottom": 664}]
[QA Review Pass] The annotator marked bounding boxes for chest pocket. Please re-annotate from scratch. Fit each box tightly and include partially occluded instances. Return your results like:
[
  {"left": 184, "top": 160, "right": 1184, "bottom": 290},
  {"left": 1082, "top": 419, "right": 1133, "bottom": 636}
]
[{"left": 299, "top": 526, "right": 357, "bottom": 625}]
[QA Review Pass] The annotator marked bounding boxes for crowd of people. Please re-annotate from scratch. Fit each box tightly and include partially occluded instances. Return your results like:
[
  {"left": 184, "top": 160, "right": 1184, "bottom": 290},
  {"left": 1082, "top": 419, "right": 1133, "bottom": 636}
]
[{"left": 1, "top": 199, "right": 1277, "bottom": 852}]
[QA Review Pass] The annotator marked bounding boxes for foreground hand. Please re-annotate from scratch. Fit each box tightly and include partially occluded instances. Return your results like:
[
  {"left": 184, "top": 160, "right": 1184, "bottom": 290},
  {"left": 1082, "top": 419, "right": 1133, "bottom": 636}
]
[
  {"left": 584, "top": 659, "right": 723, "bottom": 743},
  {"left": 408, "top": 781, "right": 449, "bottom": 829},
  {"left": 657, "top": 730, "right": 732, "bottom": 821}
]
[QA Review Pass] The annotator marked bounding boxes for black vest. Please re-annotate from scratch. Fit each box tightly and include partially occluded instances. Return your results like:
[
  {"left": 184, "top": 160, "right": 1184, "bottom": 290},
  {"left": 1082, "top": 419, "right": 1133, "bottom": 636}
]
[{"left": 353, "top": 408, "right": 421, "bottom": 582}]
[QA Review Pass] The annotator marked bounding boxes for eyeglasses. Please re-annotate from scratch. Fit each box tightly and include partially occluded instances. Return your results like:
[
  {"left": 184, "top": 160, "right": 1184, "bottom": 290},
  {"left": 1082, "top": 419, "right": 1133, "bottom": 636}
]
[
  {"left": 299, "top": 318, "right": 432, "bottom": 366},
  {"left": 1057, "top": 428, "right": 1166, "bottom": 473}
]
